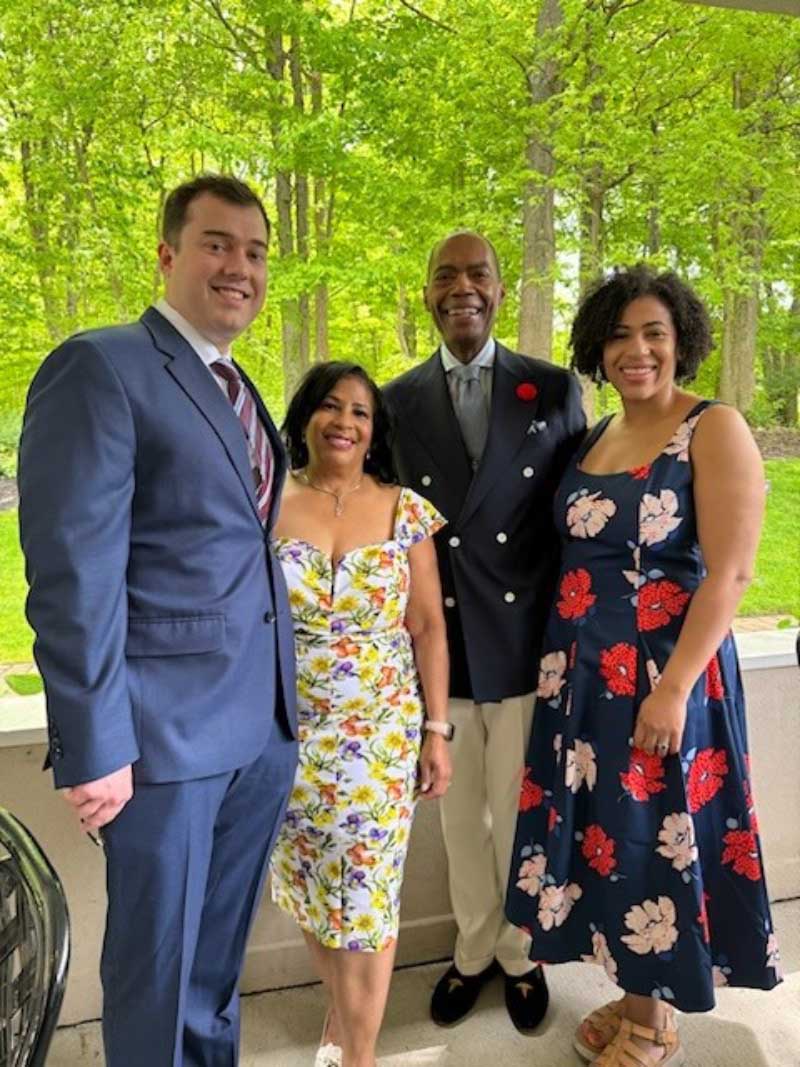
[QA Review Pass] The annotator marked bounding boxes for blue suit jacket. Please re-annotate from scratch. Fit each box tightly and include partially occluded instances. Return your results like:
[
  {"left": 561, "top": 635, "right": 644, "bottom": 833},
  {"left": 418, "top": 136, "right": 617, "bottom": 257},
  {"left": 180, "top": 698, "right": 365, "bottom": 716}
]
[{"left": 19, "top": 307, "right": 297, "bottom": 788}]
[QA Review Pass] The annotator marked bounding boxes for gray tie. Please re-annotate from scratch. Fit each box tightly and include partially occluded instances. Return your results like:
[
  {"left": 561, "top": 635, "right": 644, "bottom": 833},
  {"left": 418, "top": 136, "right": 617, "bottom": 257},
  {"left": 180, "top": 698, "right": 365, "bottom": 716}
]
[{"left": 450, "top": 362, "right": 489, "bottom": 469}]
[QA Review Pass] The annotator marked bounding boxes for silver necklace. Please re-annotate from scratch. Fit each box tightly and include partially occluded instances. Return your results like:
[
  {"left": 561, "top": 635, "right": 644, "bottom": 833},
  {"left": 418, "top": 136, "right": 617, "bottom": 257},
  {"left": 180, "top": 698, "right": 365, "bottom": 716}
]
[{"left": 298, "top": 470, "right": 363, "bottom": 517}]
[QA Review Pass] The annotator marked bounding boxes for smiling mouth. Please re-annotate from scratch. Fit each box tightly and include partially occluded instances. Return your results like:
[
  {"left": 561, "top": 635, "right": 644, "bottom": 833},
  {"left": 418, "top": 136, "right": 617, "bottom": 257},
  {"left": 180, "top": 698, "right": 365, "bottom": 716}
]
[
  {"left": 325, "top": 434, "right": 355, "bottom": 448},
  {"left": 213, "top": 285, "right": 249, "bottom": 302},
  {"left": 443, "top": 306, "right": 483, "bottom": 319}
]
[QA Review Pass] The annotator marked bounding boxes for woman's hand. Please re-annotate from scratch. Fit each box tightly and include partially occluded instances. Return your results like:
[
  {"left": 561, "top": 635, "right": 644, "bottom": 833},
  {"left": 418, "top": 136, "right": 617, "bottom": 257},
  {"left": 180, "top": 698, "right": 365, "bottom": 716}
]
[
  {"left": 632, "top": 685, "right": 688, "bottom": 757},
  {"left": 419, "top": 733, "right": 452, "bottom": 799}
]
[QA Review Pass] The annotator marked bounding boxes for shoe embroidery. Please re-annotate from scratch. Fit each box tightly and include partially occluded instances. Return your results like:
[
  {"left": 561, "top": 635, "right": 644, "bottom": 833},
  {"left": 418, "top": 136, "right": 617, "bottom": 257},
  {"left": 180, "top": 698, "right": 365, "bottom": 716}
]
[
  {"left": 515, "top": 981, "right": 534, "bottom": 998},
  {"left": 448, "top": 977, "right": 464, "bottom": 993}
]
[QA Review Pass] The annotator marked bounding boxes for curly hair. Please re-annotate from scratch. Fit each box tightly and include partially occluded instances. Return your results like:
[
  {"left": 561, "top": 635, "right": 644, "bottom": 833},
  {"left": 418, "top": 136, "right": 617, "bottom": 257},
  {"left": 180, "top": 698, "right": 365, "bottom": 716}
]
[
  {"left": 570, "top": 265, "right": 713, "bottom": 383},
  {"left": 282, "top": 362, "right": 397, "bottom": 484}
]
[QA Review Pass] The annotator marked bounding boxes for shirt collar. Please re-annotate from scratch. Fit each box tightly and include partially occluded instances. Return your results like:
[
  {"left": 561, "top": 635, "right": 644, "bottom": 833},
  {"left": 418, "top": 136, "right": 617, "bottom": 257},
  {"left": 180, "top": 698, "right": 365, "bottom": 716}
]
[
  {"left": 440, "top": 336, "right": 496, "bottom": 374},
  {"left": 155, "top": 299, "right": 230, "bottom": 365}
]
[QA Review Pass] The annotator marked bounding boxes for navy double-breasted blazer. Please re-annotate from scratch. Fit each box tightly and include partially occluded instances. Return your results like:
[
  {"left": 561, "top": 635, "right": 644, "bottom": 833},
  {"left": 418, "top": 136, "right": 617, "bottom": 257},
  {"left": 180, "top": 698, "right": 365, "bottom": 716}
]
[
  {"left": 384, "top": 344, "right": 585, "bottom": 704},
  {"left": 19, "top": 307, "right": 297, "bottom": 788}
]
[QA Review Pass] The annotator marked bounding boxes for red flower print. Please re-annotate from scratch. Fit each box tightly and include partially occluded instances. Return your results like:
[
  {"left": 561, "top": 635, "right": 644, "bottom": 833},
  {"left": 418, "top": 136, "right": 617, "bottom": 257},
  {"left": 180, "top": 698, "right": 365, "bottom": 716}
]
[
  {"left": 548, "top": 805, "right": 558, "bottom": 832},
  {"left": 686, "top": 748, "right": 728, "bottom": 813},
  {"left": 629, "top": 464, "right": 651, "bottom": 480},
  {"left": 697, "top": 892, "right": 711, "bottom": 943},
  {"left": 705, "top": 654, "right": 725, "bottom": 700},
  {"left": 636, "top": 579, "right": 690, "bottom": 632},
  {"left": 620, "top": 747, "right": 667, "bottom": 801},
  {"left": 722, "top": 829, "right": 762, "bottom": 881},
  {"left": 516, "top": 382, "right": 538, "bottom": 402},
  {"left": 582, "top": 824, "right": 617, "bottom": 876},
  {"left": 519, "top": 769, "right": 544, "bottom": 812},
  {"left": 557, "top": 569, "right": 597, "bottom": 621},
  {"left": 600, "top": 643, "right": 637, "bottom": 696}
]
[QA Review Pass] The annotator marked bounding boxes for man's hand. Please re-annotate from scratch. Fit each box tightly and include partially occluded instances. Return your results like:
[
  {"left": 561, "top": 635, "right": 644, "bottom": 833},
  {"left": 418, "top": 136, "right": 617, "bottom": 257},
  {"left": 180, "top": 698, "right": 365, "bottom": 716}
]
[
  {"left": 62, "top": 765, "right": 134, "bottom": 830},
  {"left": 419, "top": 734, "right": 452, "bottom": 799}
]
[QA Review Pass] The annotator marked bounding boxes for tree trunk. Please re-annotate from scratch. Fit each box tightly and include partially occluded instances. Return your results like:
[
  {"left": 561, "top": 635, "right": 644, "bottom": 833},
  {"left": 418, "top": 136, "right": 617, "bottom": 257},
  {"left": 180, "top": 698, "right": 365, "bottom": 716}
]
[
  {"left": 396, "top": 285, "right": 417, "bottom": 362},
  {"left": 291, "top": 37, "right": 311, "bottom": 375},
  {"left": 311, "top": 72, "right": 329, "bottom": 363},
  {"left": 517, "top": 0, "right": 561, "bottom": 360},
  {"left": 19, "top": 139, "right": 61, "bottom": 343}
]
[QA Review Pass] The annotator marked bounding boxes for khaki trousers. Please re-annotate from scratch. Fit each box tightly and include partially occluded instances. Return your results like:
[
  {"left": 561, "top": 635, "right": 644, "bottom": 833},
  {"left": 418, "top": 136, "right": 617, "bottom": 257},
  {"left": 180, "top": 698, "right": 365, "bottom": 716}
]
[{"left": 440, "top": 692, "right": 535, "bottom": 978}]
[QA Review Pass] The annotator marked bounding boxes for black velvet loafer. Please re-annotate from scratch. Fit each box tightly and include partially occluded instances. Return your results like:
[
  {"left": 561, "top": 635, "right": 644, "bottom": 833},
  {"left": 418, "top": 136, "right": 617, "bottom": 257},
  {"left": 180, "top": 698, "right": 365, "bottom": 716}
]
[
  {"left": 504, "top": 964, "right": 549, "bottom": 1033},
  {"left": 430, "top": 960, "right": 498, "bottom": 1026}
]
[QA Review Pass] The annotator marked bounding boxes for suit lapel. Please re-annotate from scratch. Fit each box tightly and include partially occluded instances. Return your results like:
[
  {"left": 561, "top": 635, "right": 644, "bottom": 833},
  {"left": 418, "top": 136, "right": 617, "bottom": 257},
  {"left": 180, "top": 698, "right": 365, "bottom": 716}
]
[
  {"left": 141, "top": 307, "right": 263, "bottom": 526},
  {"left": 458, "top": 344, "right": 543, "bottom": 527},
  {"left": 399, "top": 352, "right": 473, "bottom": 507}
]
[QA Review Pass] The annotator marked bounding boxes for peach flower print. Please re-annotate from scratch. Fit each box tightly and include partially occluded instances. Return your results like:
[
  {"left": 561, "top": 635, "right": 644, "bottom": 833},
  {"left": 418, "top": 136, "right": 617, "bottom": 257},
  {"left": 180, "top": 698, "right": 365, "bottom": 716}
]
[
  {"left": 537, "top": 882, "right": 582, "bottom": 931},
  {"left": 766, "top": 933, "right": 782, "bottom": 976},
  {"left": 566, "top": 491, "right": 617, "bottom": 539},
  {"left": 662, "top": 413, "right": 702, "bottom": 462},
  {"left": 639, "top": 490, "right": 682, "bottom": 547},
  {"left": 581, "top": 930, "right": 619, "bottom": 982},
  {"left": 621, "top": 896, "right": 678, "bottom": 955},
  {"left": 537, "top": 651, "right": 567, "bottom": 700},
  {"left": 565, "top": 740, "right": 597, "bottom": 793},
  {"left": 516, "top": 854, "right": 547, "bottom": 897},
  {"left": 656, "top": 812, "right": 698, "bottom": 871}
]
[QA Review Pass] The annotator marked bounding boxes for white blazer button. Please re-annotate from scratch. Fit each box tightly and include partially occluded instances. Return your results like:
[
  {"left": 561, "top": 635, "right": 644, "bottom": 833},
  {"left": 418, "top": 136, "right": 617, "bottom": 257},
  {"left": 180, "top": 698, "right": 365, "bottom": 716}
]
[
  {"left": 449, "top": 536, "right": 461, "bottom": 548},
  {"left": 504, "top": 591, "right": 516, "bottom": 603},
  {"left": 421, "top": 475, "right": 432, "bottom": 487},
  {"left": 522, "top": 466, "right": 535, "bottom": 478},
  {"left": 496, "top": 532, "right": 508, "bottom": 544},
  {"left": 444, "top": 596, "right": 456, "bottom": 608}
]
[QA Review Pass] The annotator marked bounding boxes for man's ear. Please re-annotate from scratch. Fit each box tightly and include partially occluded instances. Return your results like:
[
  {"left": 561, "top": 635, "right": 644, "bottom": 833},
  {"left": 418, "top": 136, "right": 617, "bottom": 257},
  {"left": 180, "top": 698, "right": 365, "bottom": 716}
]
[
  {"left": 498, "top": 282, "right": 507, "bottom": 308},
  {"left": 422, "top": 285, "right": 431, "bottom": 314},
  {"left": 157, "top": 241, "right": 175, "bottom": 277}
]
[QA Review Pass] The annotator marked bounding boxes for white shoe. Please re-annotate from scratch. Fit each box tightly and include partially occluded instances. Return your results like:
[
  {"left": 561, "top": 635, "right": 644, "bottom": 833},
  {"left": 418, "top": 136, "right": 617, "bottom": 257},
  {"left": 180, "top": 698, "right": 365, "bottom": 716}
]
[{"left": 314, "top": 1042, "right": 342, "bottom": 1067}]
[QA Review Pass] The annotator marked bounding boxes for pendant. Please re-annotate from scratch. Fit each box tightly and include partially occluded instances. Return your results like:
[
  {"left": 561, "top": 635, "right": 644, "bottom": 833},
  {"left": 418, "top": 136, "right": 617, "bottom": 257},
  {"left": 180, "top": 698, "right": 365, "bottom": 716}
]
[{"left": 334, "top": 496, "right": 344, "bottom": 517}]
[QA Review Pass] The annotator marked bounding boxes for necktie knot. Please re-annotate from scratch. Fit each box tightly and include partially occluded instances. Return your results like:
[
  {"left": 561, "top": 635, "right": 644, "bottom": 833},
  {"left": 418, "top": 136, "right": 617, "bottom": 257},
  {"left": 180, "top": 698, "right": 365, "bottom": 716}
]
[{"left": 450, "top": 361, "right": 482, "bottom": 383}]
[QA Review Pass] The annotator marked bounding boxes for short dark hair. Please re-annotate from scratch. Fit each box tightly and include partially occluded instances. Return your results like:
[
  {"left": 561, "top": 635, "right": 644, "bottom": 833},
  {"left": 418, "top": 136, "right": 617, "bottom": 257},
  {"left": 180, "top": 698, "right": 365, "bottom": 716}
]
[
  {"left": 426, "top": 230, "right": 502, "bottom": 282},
  {"left": 570, "top": 265, "right": 713, "bottom": 383},
  {"left": 161, "top": 173, "right": 271, "bottom": 247},
  {"left": 282, "top": 362, "right": 397, "bottom": 484}
]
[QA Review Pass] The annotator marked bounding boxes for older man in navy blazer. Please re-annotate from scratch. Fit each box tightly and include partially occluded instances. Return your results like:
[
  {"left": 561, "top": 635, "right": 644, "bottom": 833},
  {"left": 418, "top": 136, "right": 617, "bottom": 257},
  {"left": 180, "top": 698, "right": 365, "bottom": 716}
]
[
  {"left": 384, "top": 232, "right": 585, "bottom": 1034},
  {"left": 18, "top": 174, "right": 297, "bottom": 1066}
]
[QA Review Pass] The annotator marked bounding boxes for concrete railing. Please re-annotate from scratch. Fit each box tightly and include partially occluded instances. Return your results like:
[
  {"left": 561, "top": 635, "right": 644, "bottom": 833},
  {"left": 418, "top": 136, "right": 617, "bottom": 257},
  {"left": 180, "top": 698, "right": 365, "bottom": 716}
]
[{"left": 1, "top": 630, "right": 797, "bottom": 1026}]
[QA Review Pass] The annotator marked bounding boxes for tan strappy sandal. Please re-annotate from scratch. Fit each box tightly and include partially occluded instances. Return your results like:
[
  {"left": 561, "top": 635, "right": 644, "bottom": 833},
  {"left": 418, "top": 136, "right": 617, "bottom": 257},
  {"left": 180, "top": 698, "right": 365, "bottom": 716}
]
[
  {"left": 593, "top": 1016, "right": 684, "bottom": 1067},
  {"left": 573, "top": 998, "right": 625, "bottom": 1060}
]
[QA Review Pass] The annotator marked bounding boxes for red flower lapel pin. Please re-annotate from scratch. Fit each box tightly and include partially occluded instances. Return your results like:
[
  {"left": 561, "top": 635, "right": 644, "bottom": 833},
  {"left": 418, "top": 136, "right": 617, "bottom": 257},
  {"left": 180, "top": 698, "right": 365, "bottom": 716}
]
[{"left": 516, "top": 382, "right": 538, "bottom": 402}]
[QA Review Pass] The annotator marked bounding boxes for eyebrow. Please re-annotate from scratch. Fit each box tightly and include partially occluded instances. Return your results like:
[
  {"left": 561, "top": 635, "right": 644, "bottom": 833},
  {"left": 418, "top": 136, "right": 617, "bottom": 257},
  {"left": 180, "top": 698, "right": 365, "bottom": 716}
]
[
  {"left": 201, "top": 229, "right": 268, "bottom": 250},
  {"left": 434, "top": 260, "right": 491, "bottom": 273},
  {"left": 615, "top": 319, "right": 668, "bottom": 329}
]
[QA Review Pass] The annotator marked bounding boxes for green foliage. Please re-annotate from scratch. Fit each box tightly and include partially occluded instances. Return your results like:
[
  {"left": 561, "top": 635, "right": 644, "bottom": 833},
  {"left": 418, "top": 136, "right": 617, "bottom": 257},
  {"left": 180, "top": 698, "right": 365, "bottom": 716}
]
[
  {"left": 5, "top": 673, "right": 43, "bottom": 696},
  {"left": 0, "top": 414, "right": 21, "bottom": 477},
  {"left": 0, "top": 0, "right": 798, "bottom": 429},
  {"left": 0, "top": 510, "right": 34, "bottom": 662},
  {"left": 739, "top": 459, "right": 800, "bottom": 617}
]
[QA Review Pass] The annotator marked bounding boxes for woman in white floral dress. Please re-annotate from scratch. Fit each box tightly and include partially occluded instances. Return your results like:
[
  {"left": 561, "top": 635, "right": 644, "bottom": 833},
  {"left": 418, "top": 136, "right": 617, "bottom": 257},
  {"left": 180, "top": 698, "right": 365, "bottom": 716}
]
[{"left": 270, "top": 362, "right": 451, "bottom": 1067}]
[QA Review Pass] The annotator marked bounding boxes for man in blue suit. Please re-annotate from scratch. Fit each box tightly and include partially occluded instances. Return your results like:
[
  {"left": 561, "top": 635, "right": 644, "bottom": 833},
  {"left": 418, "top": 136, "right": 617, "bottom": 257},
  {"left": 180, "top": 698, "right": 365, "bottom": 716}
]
[{"left": 18, "top": 174, "right": 298, "bottom": 1066}]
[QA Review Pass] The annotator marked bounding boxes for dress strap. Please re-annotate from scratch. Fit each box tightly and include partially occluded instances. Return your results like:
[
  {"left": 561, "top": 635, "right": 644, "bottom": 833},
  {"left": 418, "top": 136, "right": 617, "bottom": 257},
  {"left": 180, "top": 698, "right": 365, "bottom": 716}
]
[
  {"left": 684, "top": 398, "right": 718, "bottom": 421},
  {"left": 575, "top": 416, "right": 613, "bottom": 466}
]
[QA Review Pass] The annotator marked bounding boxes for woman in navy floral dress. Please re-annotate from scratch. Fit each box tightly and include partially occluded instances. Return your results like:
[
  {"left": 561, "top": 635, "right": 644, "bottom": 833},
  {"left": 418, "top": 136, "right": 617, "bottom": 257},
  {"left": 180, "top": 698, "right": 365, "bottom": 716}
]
[{"left": 506, "top": 267, "right": 781, "bottom": 1067}]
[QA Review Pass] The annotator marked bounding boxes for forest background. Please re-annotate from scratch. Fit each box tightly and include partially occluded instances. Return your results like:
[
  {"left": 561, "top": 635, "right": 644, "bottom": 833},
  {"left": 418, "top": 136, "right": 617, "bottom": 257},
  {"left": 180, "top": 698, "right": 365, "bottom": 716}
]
[{"left": 0, "top": 0, "right": 798, "bottom": 668}]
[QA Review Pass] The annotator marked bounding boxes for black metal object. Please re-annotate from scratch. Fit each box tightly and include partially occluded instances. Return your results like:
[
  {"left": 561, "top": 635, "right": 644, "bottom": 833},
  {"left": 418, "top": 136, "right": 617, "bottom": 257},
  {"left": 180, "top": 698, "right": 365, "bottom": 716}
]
[{"left": 0, "top": 808, "right": 70, "bottom": 1067}]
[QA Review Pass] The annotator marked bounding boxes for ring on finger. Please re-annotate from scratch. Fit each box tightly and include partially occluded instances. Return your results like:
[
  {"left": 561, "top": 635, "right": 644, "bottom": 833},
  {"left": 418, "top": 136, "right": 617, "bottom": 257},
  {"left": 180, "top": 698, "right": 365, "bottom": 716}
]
[{"left": 656, "top": 741, "right": 669, "bottom": 755}]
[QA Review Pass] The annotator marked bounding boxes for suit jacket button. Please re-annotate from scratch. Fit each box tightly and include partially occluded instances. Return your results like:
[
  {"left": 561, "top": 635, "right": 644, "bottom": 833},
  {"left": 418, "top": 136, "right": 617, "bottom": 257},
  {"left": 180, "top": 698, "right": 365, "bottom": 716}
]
[
  {"left": 444, "top": 597, "right": 456, "bottom": 608},
  {"left": 263, "top": 611, "right": 276, "bottom": 624},
  {"left": 522, "top": 466, "right": 535, "bottom": 478},
  {"left": 504, "top": 591, "right": 516, "bottom": 604},
  {"left": 496, "top": 532, "right": 508, "bottom": 544},
  {"left": 448, "top": 536, "right": 461, "bottom": 548},
  {"left": 421, "top": 475, "right": 432, "bottom": 487}
]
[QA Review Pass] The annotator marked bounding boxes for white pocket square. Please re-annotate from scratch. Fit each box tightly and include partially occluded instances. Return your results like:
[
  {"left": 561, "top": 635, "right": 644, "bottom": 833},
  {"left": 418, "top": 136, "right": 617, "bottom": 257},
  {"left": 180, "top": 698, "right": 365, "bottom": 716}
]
[{"left": 526, "top": 419, "right": 548, "bottom": 435}]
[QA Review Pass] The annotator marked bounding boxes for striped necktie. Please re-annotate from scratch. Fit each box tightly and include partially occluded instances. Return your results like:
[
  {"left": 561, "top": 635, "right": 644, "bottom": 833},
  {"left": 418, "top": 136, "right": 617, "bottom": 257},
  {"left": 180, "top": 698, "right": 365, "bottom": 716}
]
[{"left": 211, "top": 359, "right": 274, "bottom": 524}]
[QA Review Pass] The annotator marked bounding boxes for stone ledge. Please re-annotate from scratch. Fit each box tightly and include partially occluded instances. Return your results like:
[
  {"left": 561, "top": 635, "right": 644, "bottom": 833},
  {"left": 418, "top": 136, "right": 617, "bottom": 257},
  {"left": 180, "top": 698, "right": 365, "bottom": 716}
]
[{"left": 1, "top": 629, "right": 796, "bottom": 750}]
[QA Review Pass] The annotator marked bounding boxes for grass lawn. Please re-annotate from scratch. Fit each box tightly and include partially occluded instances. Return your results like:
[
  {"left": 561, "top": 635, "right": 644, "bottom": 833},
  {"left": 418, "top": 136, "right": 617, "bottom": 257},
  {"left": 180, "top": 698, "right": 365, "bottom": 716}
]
[{"left": 0, "top": 458, "right": 797, "bottom": 664}]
